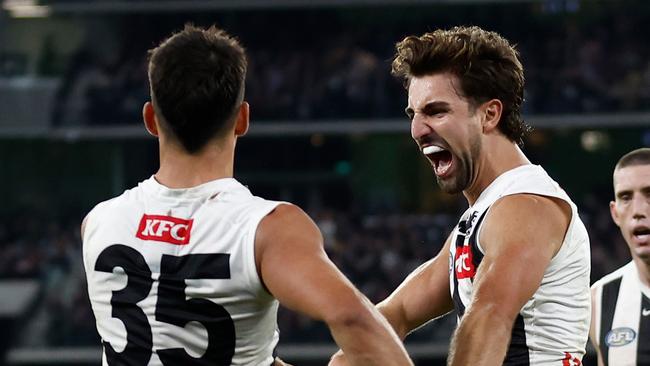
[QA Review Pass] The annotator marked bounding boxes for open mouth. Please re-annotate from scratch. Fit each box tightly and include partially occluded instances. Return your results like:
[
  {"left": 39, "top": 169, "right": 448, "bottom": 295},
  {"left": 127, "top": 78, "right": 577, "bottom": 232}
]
[
  {"left": 632, "top": 226, "right": 650, "bottom": 244},
  {"left": 422, "top": 145, "right": 453, "bottom": 177}
]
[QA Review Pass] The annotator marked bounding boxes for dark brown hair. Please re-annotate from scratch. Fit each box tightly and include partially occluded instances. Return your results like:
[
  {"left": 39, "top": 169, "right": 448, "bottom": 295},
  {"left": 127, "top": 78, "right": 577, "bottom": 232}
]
[
  {"left": 392, "top": 26, "right": 529, "bottom": 145},
  {"left": 615, "top": 148, "right": 650, "bottom": 170},
  {"left": 148, "top": 24, "right": 247, "bottom": 154}
]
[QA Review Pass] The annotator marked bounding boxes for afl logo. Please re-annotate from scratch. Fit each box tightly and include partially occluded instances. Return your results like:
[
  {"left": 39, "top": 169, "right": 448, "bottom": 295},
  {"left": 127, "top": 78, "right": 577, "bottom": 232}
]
[{"left": 605, "top": 327, "right": 636, "bottom": 347}]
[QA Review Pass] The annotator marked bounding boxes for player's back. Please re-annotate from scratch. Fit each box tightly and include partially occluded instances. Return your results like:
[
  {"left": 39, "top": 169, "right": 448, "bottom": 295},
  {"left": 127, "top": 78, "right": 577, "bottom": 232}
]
[{"left": 82, "top": 176, "right": 282, "bottom": 366}]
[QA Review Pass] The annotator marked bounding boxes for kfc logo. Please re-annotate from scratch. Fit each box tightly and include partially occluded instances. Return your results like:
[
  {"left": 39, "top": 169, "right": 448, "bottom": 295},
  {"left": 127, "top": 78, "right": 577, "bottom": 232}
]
[
  {"left": 562, "top": 352, "right": 582, "bottom": 366},
  {"left": 136, "top": 214, "right": 193, "bottom": 245},
  {"left": 454, "top": 245, "right": 476, "bottom": 279}
]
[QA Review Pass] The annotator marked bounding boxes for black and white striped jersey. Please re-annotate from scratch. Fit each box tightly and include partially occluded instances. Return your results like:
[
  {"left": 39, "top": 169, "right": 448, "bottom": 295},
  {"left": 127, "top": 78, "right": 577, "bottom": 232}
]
[
  {"left": 449, "top": 165, "right": 591, "bottom": 365},
  {"left": 591, "top": 261, "right": 650, "bottom": 366}
]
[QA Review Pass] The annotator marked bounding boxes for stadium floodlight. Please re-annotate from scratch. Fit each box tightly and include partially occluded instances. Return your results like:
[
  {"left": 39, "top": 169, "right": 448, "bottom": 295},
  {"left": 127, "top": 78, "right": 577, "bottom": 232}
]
[{"left": 2, "top": 0, "right": 51, "bottom": 18}]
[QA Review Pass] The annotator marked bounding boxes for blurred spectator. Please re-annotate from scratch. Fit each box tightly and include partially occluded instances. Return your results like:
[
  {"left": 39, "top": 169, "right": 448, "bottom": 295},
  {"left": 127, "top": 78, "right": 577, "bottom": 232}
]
[{"left": 39, "top": 4, "right": 650, "bottom": 126}]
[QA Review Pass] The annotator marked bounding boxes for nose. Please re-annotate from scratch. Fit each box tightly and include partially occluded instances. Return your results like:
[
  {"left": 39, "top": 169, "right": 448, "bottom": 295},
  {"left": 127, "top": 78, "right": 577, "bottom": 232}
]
[
  {"left": 411, "top": 113, "right": 434, "bottom": 140},
  {"left": 631, "top": 195, "right": 649, "bottom": 220}
]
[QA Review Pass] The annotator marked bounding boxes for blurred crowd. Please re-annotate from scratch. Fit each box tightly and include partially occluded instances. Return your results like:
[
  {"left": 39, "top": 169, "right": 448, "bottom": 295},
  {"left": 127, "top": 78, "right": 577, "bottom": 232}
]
[
  {"left": 1, "top": 0, "right": 647, "bottom": 354},
  {"left": 0, "top": 191, "right": 632, "bottom": 348},
  {"left": 40, "top": 3, "right": 650, "bottom": 126}
]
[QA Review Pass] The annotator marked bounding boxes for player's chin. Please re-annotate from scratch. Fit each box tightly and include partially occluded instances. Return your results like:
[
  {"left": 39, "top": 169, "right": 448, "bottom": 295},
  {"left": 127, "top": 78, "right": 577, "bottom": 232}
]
[
  {"left": 436, "top": 175, "right": 465, "bottom": 194},
  {"left": 631, "top": 244, "right": 650, "bottom": 263},
  {"left": 634, "top": 246, "right": 650, "bottom": 257}
]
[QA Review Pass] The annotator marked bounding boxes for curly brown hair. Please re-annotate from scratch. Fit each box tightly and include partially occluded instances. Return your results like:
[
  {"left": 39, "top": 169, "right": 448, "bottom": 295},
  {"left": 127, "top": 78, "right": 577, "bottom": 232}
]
[{"left": 392, "top": 26, "right": 529, "bottom": 145}]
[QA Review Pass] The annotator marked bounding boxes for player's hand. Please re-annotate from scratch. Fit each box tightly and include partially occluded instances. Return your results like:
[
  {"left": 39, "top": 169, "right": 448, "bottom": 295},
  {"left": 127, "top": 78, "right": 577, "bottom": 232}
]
[
  {"left": 328, "top": 350, "right": 348, "bottom": 366},
  {"left": 273, "top": 357, "right": 294, "bottom": 366}
]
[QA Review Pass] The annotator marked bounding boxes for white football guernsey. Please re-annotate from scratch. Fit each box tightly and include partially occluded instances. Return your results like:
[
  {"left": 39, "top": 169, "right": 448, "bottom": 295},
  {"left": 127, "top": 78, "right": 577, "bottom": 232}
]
[
  {"left": 82, "top": 176, "right": 282, "bottom": 366},
  {"left": 449, "top": 165, "right": 591, "bottom": 365},
  {"left": 591, "top": 261, "right": 650, "bottom": 366}
]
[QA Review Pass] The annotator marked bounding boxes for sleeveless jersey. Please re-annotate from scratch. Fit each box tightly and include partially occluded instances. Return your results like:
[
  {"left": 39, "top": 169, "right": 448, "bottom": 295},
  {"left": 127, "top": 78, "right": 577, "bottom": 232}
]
[
  {"left": 82, "top": 177, "right": 282, "bottom": 366},
  {"left": 591, "top": 261, "right": 650, "bottom": 365},
  {"left": 448, "top": 165, "right": 591, "bottom": 365}
]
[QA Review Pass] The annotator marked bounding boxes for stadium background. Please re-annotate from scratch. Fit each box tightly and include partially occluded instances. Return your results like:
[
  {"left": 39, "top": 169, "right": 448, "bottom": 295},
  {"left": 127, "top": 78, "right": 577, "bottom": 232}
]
[{"left": 0, "top": 0, "right": 649, "bottom": 364}]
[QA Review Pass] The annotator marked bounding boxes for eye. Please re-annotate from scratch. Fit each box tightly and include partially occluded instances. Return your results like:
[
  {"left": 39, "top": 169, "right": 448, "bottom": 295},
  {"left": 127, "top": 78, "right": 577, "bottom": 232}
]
[
  {"left": 422, "top": 105, "right": 449, "bottom": 118},
  {"left": 618, "top": 193, "right": 632, "bottom": 202}
]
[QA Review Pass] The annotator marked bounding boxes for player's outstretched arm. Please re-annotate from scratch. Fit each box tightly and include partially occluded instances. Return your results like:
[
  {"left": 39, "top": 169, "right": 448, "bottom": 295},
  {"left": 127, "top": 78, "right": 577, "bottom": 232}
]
[
  {"left": 329, "top": 230, "right": 454, "bottom": 366},
  {"left": 376, "top": 234, "right": 455, "bottom": 339},
  {"left": 329, "top": 232, "right": 454, "bottom": 366},
  {"left": 255, "top": 204, "right": 413, "bottom": 366},
  {"left": 447, "top": 194, "right": 570, "bottom": 366}
]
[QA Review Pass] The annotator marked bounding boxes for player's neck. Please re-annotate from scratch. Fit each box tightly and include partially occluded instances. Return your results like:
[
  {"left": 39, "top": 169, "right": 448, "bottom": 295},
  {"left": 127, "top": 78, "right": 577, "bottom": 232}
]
[
  {"left": 463, "top": 140, "right": 530, "bottom": 205},
  {"left": 155, "top": 140, "right": 235, "bottom": 189},
  {"left": 633, "top": 256, "right": 650, "bottom": 288}
]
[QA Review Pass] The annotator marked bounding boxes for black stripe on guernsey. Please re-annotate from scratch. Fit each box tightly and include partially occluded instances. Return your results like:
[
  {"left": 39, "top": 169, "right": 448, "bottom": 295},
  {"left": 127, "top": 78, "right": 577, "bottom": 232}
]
[
  {"left": 452, "top": 210, "right": 489, "bottom": 317},
  {"left": 639, "top": 294, "right": 650, "bottom": 364},
  {"left": 599, "top": 277, "right": 622, "bottom": 366},
  {"left": 503, "top": 314, "right": 530, "bottom": 366},
  {"left": 468, "top": 209, "right": 489, "bottom": 280},
  {"left": 452, "top": 230, "right": 467, "bottom": 318}
]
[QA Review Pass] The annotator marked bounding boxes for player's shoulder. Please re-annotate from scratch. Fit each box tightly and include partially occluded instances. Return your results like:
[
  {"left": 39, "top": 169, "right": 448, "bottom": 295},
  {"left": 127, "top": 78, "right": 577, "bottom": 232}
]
[
  {"left": 502, "top": 164, "right": 560, "bottom": 192},
  {"left": 259, "top": 203, "right": 312, "bottom": 228},
  {"left": 85, "top": 185, "right": 141, "bottom": 219},
  {"left": 83, "top": 196, "right": 120, "bottom": 224},
  {"left": 591, "top": 261, "right": 635, "bottom": 291},
  {"left": 254, "top": 203, "right": 324, "bottom": 273},
  {"left": 81, "top": 196, "right": 117, "bottom": 241},
  {"left": 494, "top": 191, "right": 558, "bottom": 208},
  {"left": 81, "top": 185, "right": 145, "bottom": 235},
  {"left": 478, "top": 193, "right": 571, "bottom": 256},
  {"left": 489, "top": 192, "right": 568, "bottom": 225},
  {"left": 496, "top": 165, "right": 573, "bottom": 206},
  {"left": 256, "top": 203, "right": 321, "bottom": 243}
]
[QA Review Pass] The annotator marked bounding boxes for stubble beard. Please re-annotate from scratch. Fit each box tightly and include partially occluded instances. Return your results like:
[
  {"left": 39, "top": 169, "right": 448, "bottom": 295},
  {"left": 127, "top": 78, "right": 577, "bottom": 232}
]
[{"left": 436, "top": 134, "right": 481, "bottom": 195}]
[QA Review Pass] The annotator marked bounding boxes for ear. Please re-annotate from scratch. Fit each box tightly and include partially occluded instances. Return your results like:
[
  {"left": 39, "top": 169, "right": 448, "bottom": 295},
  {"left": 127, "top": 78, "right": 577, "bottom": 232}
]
[
  {"left": 142, "top": 101, "right": 159, "bottom": 137},
  {"left": 481, "top": 99, "right": 503, "bottom": 133},
  {"left": 610, "top": 200, "right": 621, "bottom": 227},
  {"left": 234, "top": 101, "right": 250, "bottom": 137}
]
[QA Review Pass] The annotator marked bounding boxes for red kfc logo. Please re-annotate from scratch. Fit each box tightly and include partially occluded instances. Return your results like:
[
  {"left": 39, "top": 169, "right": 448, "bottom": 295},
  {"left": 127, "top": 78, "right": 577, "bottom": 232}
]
[
  {"left": 454, "top": 245, "right": 476, "bottom": 279},
  {"left": 136, "top": 214, "right": 193, "bottom": 245},
  {"left": 562, "top": 352, "right": 581, "bottom": 366}
]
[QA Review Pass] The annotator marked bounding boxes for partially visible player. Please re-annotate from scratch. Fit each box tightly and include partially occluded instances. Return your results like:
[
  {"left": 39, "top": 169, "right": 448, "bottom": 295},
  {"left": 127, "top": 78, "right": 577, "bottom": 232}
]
[
  {"left": 331, "top": 26, "right": 591, "bottom": 366},
  {"left": 591, "top": 148, "right": 650, "bottom": 366},
  {"left": 82, "top": 24, "right": 412, "bottom": 366}
]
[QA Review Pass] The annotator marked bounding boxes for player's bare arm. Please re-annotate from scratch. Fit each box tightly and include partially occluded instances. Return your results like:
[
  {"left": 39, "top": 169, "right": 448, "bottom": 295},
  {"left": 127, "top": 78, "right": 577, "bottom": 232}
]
[
  {"left": 377, "top": 234, "right": 455, "bottom": 339},
  {"left": 448, "top": 193, "right": 571, "bottom": 366},
  {"left": 255, "top": 204, "right": 413, "bottom": 366},
  {"left": 273, "top": 356, "right": 294, "bottom": 366},
  {"left": 329, "top": 235, "right": 454, "bottom": 366},
  {"left": 80, "top": 215, "right": 88, "bottom": 239}
]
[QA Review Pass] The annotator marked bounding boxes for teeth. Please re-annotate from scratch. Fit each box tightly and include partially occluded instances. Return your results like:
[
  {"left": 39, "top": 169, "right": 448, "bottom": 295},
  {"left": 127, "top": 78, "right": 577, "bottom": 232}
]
[
  {"left": 423, "top": 145, "right": 444, "bottom": 155},
  {"left": 634, "top": 234, "right": 649, "bottom": 242}
]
